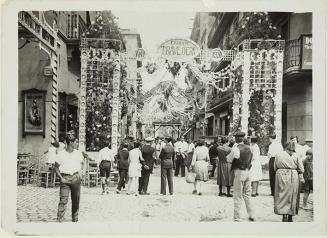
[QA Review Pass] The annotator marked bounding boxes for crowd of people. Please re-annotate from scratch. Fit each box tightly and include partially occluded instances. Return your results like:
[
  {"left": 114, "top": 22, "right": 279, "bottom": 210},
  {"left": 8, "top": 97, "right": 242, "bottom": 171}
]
[{"left": 47, "top": 131, "right": 313, "bottom": 223}]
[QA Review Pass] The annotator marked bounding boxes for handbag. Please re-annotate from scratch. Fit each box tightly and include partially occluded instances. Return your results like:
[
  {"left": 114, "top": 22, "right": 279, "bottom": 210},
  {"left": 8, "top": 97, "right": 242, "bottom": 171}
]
[{"left": 186, "top": 171, "right": 196, "bottom": 183}]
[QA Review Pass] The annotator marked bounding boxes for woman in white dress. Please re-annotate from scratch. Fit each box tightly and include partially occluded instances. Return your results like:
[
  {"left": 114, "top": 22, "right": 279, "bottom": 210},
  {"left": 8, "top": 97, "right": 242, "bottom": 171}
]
[
  {"left": 249, "top": 136, "right": 262, "bottom": 197},
  {"left": 190, "top": 140, "right": 210, "bottom": 196},
  {"left": 127, "top": 142, "right": 144, "bottom": 195}
]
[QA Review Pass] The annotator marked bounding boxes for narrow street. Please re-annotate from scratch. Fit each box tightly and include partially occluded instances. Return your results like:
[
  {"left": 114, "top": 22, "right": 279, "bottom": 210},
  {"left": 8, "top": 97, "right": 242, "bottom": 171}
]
[
  {"left": 17, "top": 168, "right": 313, "bottom": 223},
  {"left": 13, "top": 9, "right": 317, "bottom": 230}
]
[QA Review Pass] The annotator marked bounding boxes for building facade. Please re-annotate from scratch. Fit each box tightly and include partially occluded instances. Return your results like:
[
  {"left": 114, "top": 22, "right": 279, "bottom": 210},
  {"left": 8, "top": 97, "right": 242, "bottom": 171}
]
[
  {"left": 18, "top": 11, "right": 143, "bottom": 159},
  {"left": 18, "top": 11, "right": 86, "bottom": 157},
  {"left": 190, "top": 12, "right": 312, "bottom": 145}
]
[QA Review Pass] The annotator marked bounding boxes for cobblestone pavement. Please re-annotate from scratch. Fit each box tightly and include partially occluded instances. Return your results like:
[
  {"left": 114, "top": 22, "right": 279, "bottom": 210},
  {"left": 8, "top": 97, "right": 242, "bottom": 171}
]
[{"left": 17, "top": 168, "right": 313, "bottom": 223}]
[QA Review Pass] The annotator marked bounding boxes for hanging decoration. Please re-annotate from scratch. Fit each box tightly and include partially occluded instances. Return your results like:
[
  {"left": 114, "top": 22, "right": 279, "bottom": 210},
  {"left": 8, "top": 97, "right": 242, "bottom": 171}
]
[
  {"left": 166, "top": 61, "right": 182, "bottom": 77},
  {"left": 229, "top": 39, "right": 284, "bottom": 153},
  {"left": 145, "top": 62, "right": 158, "bottom": 74}
]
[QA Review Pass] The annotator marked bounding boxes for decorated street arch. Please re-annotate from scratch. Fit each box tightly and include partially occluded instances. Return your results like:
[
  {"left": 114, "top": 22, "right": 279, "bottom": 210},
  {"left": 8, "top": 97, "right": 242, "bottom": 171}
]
[
  {"left": 139, "top": 37, "right": 284, "bottom": 153},
  {"left": 78, "top": 12, "right": 285, "bottom": 154}
]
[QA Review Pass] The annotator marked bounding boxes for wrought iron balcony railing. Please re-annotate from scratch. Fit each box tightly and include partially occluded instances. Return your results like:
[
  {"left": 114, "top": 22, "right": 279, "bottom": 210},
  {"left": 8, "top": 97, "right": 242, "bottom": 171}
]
[
  {"left": 283, "top": 35, "right": 312, "bottom": 74},
  {"left": 283, "top": 38, "right": 301, "bottom": 72},
  {"left": 67, "top": 14, "right": 86, "bottom": 39}
]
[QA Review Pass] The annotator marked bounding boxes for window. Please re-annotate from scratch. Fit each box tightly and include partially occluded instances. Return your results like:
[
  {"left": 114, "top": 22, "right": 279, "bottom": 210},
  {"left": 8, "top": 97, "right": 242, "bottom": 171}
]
[{"left": 281, "top": 19, "right": 289, "bottom": 40}]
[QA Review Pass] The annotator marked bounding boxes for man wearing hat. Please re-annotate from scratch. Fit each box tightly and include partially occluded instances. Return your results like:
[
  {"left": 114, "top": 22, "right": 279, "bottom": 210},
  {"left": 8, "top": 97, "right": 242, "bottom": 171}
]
[
  {"left": 138, "top": 137, "right": 156, "bottom": 195},
  {"left": 227, "top": 131, "right": 255, "bottom": 221}
]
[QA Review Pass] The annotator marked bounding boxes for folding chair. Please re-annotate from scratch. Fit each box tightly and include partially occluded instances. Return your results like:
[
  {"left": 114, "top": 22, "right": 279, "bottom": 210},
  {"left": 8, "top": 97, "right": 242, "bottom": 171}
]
[{"left": 17, "top": 153, "right": 31, "bottom": 185}]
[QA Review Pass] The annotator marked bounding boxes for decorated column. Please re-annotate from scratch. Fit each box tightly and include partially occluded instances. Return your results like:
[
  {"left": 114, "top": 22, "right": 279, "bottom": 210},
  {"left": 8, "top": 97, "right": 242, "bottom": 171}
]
[
  {"left": 274, "top": 51, "right": 284, "bottom": 142},
  {"left": 241, "top": 51, "right": 251, "bottom": 133},
  {"left": 50, "top": 52, "right": 59, "bottom": 143},
  {"left": 78, "top": 49, "right": 88, "bottom": 151},
  {"left": 111, "top": 58, "right": 120, "bottom": 153}
]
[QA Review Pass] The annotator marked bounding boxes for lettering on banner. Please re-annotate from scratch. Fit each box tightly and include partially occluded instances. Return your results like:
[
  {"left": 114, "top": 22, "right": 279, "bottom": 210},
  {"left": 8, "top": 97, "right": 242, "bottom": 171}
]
[
  {"left": 159, "top": 38, "right": 200, "bottom": 62},
  {"left": 211, "top": 48, "right": 224, "bottom": 62}
]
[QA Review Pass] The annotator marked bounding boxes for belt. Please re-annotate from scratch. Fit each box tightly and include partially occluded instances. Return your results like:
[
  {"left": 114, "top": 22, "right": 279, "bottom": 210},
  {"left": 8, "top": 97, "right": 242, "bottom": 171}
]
[
  {"left": 234, "top": 168, "right": 249, "bottom": 171},
  {"left": 61, "top": 172, "right": 79, "bottom": 176},
  {"left": 277, "top": 168, "right": 296, "bottom": 170}
]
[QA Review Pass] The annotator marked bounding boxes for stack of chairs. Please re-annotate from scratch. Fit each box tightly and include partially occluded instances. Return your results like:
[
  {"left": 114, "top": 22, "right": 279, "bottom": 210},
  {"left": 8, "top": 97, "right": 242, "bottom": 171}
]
[
  {"left": 28, "top": 154, "right": 39, "bottom": 184},
  {"left": 109, "top": 164, "right": 119, "bottom": 187},
  {"left": 39, "top": 162, "right": 52, "bottom": 188},
  {"left": 17, "top": 153, "right": 32, "bottom": 185},
  {"left": 85, "top": 161, "right": 100, "bottom": 187}
]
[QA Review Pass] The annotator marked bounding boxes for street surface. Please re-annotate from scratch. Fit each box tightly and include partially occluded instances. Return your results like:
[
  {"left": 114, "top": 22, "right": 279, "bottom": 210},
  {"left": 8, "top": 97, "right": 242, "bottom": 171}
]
[{"left": 17, "top": 168, "right": 313, "bottom": 223}]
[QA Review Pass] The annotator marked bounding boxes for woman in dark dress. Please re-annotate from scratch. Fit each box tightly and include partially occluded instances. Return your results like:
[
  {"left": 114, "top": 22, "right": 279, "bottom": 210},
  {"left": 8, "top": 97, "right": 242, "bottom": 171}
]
[{"left": 216, "top": 137, "right": 233, "bottom": 197}]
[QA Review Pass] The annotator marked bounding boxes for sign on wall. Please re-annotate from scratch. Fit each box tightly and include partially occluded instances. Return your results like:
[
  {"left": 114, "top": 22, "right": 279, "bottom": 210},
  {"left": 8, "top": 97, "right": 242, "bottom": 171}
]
[
  {"left": 301, "top": 35, "right": 312, "bottom": 70},
  {"left": 136, "top": 48, "right": 146, "bottom": 61},
  {"left": 159, "top": 38, "right": 200, "bottom": 62},
  {"left": 22, "top": 89, "right": 46, "bottom": 137}
]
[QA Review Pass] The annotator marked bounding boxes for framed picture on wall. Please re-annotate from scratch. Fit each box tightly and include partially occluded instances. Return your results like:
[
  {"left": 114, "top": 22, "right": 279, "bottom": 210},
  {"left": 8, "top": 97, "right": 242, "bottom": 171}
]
[{"left": 22, "top": 88, "right": 46, "bottom": 137}]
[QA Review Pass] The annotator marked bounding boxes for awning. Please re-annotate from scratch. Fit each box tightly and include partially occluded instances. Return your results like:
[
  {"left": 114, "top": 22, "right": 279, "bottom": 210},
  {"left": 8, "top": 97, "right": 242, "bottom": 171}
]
[{"left": 58, "top": 69, "right": 80, "bottom": 97}]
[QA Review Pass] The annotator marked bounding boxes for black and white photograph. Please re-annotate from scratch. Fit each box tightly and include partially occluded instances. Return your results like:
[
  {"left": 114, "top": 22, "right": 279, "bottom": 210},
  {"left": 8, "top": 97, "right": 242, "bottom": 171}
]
[{"left": 1, "top": 0, "right": 326, "bottom": 236}]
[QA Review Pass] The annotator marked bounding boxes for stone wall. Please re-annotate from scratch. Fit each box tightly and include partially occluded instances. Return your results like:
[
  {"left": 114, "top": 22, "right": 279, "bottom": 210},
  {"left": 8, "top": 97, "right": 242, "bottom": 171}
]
[
  {"left": 283, "top": 76, "right": 312, "bottom": 143},
  {"left": 18, "top": 40, "right": 53, "bottom": 157}
]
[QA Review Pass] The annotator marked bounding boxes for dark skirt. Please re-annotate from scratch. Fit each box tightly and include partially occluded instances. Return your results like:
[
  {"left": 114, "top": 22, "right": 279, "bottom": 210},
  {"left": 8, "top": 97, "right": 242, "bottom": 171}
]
[{"left": 217, "top": 161, "right": 234, "bottom": 186}]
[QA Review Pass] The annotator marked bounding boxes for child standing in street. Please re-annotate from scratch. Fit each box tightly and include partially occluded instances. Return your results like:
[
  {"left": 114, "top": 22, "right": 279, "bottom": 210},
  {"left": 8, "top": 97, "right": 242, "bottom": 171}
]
[{"left": 302, "top": 149, "right": 313, "bottom": 210}]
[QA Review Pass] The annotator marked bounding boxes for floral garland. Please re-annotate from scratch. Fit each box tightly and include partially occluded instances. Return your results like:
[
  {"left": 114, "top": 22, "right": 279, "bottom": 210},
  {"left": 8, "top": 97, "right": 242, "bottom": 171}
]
[
  {"left": 227, "top": 12, "right": 281, "bottom": 49},
  {"left": 85, "top": 84, "right": 113, "bottom": 151},
  {"left": 145, "top": 62, "right": 158, "bottom": 74},
  {"left": 85, "top": 61, "right": 128, "bottom": 151},
  {"left": 82, "top": 11, "right": 122, "bottom": 51},
  {"left": 248, "top": 90, "right": 275, "bottom": 154}
]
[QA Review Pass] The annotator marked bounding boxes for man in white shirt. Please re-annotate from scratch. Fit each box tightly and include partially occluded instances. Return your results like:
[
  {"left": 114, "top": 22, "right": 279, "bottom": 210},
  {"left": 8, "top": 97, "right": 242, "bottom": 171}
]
[
  {"left": 267, "top": 133, "right": 283, "bottom": 196},
  {"left": 174, "top": 136, "right": 189, "bottom": 177},
  {"left": 98, "top": 141, "right": 115, "bottom": 194},
  {"left": 54, "top": 135, "right": 90, "bottom": 222},
  {"left": 226, "top": 131, "right": 254, "bottom": 222}
]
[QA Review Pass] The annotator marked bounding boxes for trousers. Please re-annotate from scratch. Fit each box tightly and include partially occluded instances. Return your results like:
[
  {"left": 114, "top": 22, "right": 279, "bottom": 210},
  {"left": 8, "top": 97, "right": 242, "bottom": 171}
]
[
  {"left": 138, "top": 168, "right": 151, "bottom": 193},
  {"left": 161, "top": 167, "right": 173, "bottom": 195},
  {"left": 269, "top": 157, "right": 276, "bottom": 196},
  {"left": 233, "top": 169, "right": 254, "bottom": 220},
  {"left": 117, "top": 169, "right": 128, "bottom": 191},
  {"left": 57, "top": 173, "right": 81, "bottom": 222},
  {"left": 174, "top": 154, "right": 185, "bottom": 177}
]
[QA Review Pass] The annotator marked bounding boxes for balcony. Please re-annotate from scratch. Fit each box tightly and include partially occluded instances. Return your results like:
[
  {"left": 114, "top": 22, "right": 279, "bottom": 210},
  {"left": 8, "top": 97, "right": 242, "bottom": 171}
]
[
  {"left": 67, "top": 14, "right": 86, "bottom": 40},
  {"left": 283, "top": 35, "right": 312, "bottom": 77},
  {"left": 207, "top": 89, "right": 233, "bottom": 113},
  {"left": 18, "top": 11, "right": 56, "bottom": 51}
]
